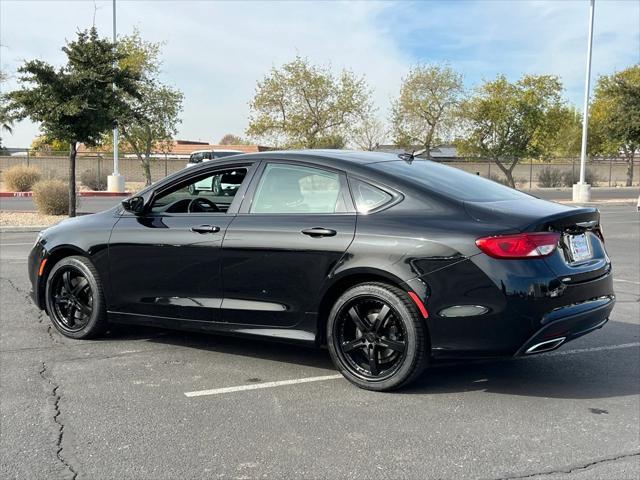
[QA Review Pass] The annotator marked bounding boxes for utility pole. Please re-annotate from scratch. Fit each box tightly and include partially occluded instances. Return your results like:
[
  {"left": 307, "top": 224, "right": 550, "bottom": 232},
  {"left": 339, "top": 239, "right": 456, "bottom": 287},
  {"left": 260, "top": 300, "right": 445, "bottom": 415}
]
[
  {"left": 107, "top": 0, "right": 125, "bottom": 192},
  {"left": 573, "top": 0, "right": 595, "bottom": 202}
]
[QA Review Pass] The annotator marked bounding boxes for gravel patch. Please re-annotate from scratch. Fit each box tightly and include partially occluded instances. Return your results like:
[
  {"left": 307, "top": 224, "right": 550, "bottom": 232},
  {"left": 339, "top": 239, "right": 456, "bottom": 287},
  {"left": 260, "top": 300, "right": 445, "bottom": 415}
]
[{"left": 0, "top": 211, "right": 66, "bottom": 227}]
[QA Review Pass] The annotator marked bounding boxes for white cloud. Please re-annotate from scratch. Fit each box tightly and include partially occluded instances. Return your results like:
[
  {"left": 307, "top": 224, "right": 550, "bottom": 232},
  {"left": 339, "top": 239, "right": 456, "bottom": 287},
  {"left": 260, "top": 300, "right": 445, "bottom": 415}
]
[
  {"left": 1, "top": 0, "right": 408, "bottom": 147},
  {"left": 381, "top": 0, "right": 639, "bottom": 102}
]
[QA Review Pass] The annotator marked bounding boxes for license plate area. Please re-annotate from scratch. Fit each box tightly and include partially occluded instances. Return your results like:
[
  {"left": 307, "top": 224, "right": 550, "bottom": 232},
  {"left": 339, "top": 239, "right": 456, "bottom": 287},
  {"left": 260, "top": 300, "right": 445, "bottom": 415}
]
[{"left": 567, "top": 233, "right": 592, "bottom": 262}]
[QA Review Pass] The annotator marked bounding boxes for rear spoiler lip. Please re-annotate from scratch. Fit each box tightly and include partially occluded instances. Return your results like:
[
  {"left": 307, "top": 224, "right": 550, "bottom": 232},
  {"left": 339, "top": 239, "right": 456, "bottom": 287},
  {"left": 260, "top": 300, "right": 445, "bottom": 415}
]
[
  {"left": 463, "top": 200, "right": 600, "bottom": 233},
  {"left": 520, "top": 207, "right": 600, "bottom": 233}
]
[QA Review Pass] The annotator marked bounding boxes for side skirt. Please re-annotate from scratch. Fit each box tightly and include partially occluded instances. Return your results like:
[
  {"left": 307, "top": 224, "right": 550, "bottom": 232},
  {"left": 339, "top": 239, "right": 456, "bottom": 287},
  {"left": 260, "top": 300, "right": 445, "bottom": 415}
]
[{"left": 107, "top": 311, "right": 317, "bottom": 346}]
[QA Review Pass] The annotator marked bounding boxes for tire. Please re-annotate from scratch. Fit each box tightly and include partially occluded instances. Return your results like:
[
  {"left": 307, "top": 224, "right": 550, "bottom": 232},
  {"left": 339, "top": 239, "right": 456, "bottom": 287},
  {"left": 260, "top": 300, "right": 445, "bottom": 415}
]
[
  {"left": 44, "top": 255, "right": 108, "bottom": 339},
  {"left": 327, "top": 282, "right": 429, "bottom": 391}
]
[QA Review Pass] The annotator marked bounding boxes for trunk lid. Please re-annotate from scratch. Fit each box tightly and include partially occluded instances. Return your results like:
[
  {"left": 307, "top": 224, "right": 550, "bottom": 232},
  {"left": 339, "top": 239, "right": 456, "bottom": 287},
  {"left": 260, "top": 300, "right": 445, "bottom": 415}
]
[{"left": 465, "top": 198, "right": 610, "bottom": 283}]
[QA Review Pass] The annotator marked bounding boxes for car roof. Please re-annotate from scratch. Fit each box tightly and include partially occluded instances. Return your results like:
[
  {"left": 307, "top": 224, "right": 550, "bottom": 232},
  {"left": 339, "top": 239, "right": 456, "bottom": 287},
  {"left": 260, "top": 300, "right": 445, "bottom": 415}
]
[
  {"left": 189, "top": 149, "right": 244, "bottom": 154},
  {"left": 225, "top": 149, "right": 400, "bottom": 169}
]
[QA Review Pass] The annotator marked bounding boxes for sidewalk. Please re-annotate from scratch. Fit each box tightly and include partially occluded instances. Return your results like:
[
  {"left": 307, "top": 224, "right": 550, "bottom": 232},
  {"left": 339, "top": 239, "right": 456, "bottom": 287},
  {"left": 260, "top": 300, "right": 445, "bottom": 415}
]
[{"left": 0, "top": 190, "right": 129, "bottom": 197}]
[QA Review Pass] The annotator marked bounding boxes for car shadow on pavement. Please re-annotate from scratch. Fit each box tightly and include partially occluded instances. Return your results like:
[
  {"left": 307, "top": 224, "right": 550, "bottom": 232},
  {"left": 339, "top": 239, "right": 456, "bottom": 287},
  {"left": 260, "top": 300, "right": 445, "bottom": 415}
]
[
  {"left": 100, "top": 323, "right": 335, "bottom": 370},
  {"left": 98, "top": 320, "right": 638, "bottom": 400},
  {"left": 406, "top": 320, "right": 639, "bottom": 400}
]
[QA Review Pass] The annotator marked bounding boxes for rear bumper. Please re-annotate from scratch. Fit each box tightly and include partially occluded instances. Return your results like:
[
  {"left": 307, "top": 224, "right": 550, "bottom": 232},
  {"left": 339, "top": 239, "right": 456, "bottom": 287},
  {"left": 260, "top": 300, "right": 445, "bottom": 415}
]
[
  {"left": 514, "top": 295, "right": 615, "bottom": 356},
  {"left": 411, "top": 254, "right": 615, "bottom": 359}
]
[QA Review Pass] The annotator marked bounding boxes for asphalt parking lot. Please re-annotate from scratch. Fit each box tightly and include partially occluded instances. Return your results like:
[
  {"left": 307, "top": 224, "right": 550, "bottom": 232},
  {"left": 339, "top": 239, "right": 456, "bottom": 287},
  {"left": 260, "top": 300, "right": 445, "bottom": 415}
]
[{"left": 1, "top": 205, "right": 638, "bottom": 480}]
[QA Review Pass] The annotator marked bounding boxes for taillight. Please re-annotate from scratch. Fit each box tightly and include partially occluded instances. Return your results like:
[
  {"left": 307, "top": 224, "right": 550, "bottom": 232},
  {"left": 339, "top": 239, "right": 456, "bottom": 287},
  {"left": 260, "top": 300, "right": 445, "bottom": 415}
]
[{"left": 476, "top": 232, "right": 560, "bottom": 259}]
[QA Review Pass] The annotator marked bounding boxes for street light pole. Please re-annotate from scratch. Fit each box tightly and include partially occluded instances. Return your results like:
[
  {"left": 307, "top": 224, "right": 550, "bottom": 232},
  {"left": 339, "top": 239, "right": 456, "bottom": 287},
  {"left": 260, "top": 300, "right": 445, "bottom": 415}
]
[
  {"left": 107, "top": 0, "right": 125, "bottom": 192},
  {"left": 573, "top": 0, "right": 595, "bottom": 202}
]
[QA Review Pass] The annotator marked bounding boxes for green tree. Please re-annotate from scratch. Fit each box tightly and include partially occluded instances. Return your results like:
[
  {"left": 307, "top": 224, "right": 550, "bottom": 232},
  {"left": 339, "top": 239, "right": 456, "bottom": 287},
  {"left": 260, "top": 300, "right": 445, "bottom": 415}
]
[
  {"left": 391, "top": 64, "right": 464, "bottom": 156},
  {"left": 247, "top": 56, "right": 370, "bottom": 148},
  {"left": 457, "top": 74, "right": 564, "bottom": 187},
  {"left": 30, "top": 136, "right": 69, "bottom": 155},
  {"left": 5, "top": 28, "right": 142, "bottom": 216},
  {"left": 590, "top": 65, "right": 639, "bottom": 186},
  {"left": 0, "top": 71, "right": 13, "bottom": 142},
  {"left": 111, "top": 31, "right": 184, "bottom": 186},
  {"left": 542, "top": 105, "right": 582, "bottom": 157},
  {"left": 219, "top": 133, "right": 249, "bottom": 145}
]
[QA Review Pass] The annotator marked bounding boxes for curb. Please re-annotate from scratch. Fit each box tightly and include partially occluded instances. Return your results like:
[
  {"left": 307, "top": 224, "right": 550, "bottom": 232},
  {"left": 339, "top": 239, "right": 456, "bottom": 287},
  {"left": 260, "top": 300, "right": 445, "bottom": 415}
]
[
  {"left": 0, "top": 191, "right": 130, "bottom": 198},
  {"left": 0, "top": 226, "right": 49, "bottom": 233},
  {"left": 556, "top": 200, "right": 637, "bottom": 206}
]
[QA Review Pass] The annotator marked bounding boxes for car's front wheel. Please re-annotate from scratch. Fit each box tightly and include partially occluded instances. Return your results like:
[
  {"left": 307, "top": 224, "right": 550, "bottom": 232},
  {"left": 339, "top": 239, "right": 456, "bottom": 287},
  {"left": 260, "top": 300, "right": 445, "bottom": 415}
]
[
  {"left": 44, "top": 256, "right": 108, "bottom": 339},
  {"left": 327, "top": 282, "right": 429, "bottom": 391}
]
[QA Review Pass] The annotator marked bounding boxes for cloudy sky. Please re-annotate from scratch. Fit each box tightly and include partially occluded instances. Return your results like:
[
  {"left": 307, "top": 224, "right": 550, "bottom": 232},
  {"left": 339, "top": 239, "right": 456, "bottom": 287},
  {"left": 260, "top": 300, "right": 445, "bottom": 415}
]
[{"left": 1, "top": 0, "right": 638, "bottom": 148}]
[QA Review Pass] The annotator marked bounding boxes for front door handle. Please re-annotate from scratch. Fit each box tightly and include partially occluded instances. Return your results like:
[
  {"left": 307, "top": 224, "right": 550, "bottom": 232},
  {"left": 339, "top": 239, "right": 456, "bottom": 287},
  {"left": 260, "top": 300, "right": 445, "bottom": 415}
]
[
  {"left": 301, "top": 227, "right": 337, "bottom": 238},
  {"left": 190, "top": 224, "right": 220, "bottom": 234}
]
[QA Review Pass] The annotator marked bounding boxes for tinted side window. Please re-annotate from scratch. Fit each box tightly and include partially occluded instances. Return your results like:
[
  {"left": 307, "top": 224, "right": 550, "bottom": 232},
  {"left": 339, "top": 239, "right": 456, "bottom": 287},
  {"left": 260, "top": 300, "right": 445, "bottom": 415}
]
[
  {"left": 250, "top": 164, "right": 343, "bottom": 214},
  {"left": 373, "top": 160, "right": 530, "bottom": 202},
  {"left": 351, "top": 179, "right": 393, "bottom": 213},
  {"left": 150, "top": 168, "right": 247, "bottom": 214}
]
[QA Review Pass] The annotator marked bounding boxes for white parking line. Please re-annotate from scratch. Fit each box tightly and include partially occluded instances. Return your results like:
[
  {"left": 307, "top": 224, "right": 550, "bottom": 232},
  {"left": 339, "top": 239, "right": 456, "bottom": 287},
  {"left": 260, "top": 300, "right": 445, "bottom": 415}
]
[
  {"left": 0, "top": 243, "right": 33, "bottom": 246},
  {"left": 184, "top": 343, "right": 640, "bottom": 398},
  {"left": 184, "top": 374, "right": 343, "bottom": 397},
  {"left": 613, "top": 278, "right": 640, "bottom": 285}
]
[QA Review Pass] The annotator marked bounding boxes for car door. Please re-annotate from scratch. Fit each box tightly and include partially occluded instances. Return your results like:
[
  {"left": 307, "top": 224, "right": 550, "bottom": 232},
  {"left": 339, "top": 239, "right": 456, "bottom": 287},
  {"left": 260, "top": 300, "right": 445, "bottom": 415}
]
[
  {"left": 221, "top": 161, "right": 356, "bottom": 328},
  {"left": 108, "top": 162, "right": 256, "bottom": 322}
]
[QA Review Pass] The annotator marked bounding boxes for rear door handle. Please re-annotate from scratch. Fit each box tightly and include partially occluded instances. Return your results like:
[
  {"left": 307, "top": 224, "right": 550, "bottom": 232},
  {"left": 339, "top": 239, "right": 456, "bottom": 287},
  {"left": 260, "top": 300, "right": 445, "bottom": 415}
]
[
  {"left": 301, "top": 227, "right": 337, "bottom": 238},
  {"left": 190, "top": 224, "right": 220, "bottom": 234}
]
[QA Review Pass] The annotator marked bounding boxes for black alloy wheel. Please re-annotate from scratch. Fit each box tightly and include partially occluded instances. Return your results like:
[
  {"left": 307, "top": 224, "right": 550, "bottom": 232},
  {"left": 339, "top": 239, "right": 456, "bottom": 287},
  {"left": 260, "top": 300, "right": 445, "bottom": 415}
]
[
  {"left": 327, "top": 283, "right": 429, "bottom": 391},
  {"left": 45, "top": 256, "right": 107, "bottom": 339},
  {"left": 336, "top": 297, "right": 407, "bottom": 379}
]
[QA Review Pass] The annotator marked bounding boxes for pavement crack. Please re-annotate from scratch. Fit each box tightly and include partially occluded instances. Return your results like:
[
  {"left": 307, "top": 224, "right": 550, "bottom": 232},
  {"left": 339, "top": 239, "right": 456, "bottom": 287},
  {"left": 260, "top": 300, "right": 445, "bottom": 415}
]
[
  {"left": 3, "top": 277, "right": 31, "bottom": 302},
  {"left": 1, "top": 277, "right": 59, "bottom": 344},
  {"left": 495, "top": 451, "right": 640, "bottom": 479},
  {"left": 46, "top": 322, "right": 62, "bottom": 345},
  {"left": 39, "top": 361, "right": 78, "bottom": 480}
]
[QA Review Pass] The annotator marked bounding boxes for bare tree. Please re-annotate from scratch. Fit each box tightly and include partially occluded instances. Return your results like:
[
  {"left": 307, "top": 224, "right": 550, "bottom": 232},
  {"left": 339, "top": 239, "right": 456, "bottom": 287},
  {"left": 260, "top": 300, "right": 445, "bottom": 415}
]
[
  {"left": 351, "top": 114, "right": 387, "bottom": 151},
  {"left": 391, "top": 64, "right": 464, "bottom": 156}
]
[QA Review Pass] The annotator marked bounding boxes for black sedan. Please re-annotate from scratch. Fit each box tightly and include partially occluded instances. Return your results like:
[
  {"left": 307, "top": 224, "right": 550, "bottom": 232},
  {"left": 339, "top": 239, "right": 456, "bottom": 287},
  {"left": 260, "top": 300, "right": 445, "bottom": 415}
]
[{"left": 28, "top": 150, "right": 615, "bottom": 391}]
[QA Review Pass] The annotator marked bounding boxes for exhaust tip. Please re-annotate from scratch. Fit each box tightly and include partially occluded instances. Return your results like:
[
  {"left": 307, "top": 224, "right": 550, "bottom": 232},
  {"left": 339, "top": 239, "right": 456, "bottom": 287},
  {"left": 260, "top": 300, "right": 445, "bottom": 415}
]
[{"left": 525, "top": 337, "right": 566, "bottom": 355}]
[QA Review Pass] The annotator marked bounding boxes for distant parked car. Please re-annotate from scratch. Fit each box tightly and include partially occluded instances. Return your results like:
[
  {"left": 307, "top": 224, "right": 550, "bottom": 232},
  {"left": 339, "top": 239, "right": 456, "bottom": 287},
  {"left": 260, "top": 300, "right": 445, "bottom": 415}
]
[
  {"left": 186, "top": 149, "right": 243, "bottom": 168},
  {"left": 186, "top": 149, "right": 244, "bottom": 192}
]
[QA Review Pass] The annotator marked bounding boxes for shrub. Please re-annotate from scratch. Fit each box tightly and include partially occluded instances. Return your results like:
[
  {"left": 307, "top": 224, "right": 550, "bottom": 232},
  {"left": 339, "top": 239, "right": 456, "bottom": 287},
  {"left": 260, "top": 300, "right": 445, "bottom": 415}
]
[
  {"left": 80, "top": 169, "right": 107, "bottom": 191},
  {"left": 537, "top": 167, "right": 565, "bottom": 188},
  {"left": 488, "top": 173, "right": 509, "bottom": 186},
  {"left": 562, "top": 170, "right": 601, "bottom": 187},
  {"left": 488, "top": 173, "right": 526, "bottom": 187},
  {"left": 514, "top": 177, "right": 528, "bottom": 188},
  {"left": 4, "top": 165, "right": 42, "bottom": 191},
  {"left": 32, "top": 180, "right": 73, "bottom": 215}
]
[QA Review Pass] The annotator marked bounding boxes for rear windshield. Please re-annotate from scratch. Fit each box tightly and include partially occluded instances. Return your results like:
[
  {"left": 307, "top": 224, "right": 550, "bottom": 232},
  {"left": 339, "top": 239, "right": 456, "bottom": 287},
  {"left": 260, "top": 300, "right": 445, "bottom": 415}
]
[{"left": 373, "top": 160, "right": 531, "bottom": 202}]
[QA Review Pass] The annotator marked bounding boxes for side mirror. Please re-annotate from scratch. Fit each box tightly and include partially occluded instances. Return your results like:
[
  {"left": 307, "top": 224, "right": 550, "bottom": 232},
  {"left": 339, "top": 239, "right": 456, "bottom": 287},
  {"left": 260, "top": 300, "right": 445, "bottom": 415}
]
[{"left": 122, "top": 196, "right": 145, "bottom": 215}]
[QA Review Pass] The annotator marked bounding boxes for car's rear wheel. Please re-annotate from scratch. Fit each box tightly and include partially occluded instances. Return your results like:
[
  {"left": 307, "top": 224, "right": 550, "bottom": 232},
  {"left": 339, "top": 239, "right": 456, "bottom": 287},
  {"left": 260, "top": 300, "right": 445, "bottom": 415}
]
[
  {"left": 44, "top": 256, "right": 107, "bottom": 339},
  {"left": 327, "top": 282, "right": 429, "bottom": 391}
]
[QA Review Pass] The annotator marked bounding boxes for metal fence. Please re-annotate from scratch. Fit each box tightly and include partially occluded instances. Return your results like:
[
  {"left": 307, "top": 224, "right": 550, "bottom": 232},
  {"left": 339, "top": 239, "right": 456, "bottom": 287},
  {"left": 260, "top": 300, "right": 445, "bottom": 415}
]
[
  {"left": 0, "top": 153, "right": 188, "bottom": 187},
  {"left": 441, "top": 157, "right": 638, "bottom": 188},
  {"left": 0, "top": 152, "right": 638, "bottom": 188}
]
